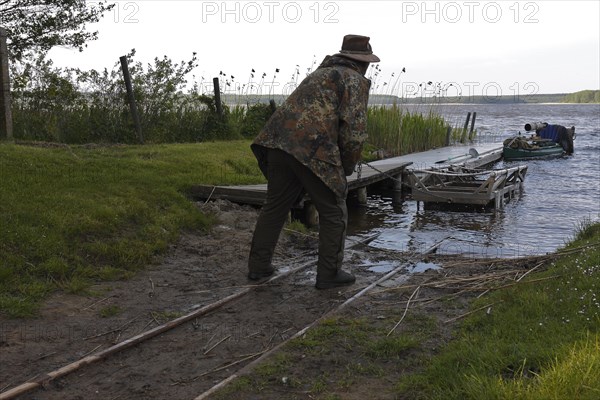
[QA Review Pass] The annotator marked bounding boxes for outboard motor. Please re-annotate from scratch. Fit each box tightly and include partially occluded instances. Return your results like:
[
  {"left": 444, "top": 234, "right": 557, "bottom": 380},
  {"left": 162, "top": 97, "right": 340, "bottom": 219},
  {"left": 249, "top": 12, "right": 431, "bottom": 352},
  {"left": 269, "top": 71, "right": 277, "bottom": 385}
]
[{"left": 524, "top": 122, "right": 548, "bottom": 132}]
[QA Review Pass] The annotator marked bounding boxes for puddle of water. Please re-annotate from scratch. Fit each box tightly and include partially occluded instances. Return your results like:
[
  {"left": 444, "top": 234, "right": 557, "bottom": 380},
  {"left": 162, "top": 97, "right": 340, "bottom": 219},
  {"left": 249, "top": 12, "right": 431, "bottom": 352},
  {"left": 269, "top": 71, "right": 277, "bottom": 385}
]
[
  {"left": 361, "top": 260, "right": 440, "bottom": 274},
  {"left": 365, "top": 261, "right": 399, "bottom": 273},
  {"left": 410, "top": 262, "right": 441, "bottom": 273}
]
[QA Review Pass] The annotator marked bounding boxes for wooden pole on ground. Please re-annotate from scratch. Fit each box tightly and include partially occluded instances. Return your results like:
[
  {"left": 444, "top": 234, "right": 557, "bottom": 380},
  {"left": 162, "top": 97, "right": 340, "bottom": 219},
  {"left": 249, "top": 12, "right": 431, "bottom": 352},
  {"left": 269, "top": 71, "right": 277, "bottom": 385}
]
[
  {"left": 213, "top": 77, "right": 223, "bottom": 118},
  {"left": 119, "top": 55, "right": 144, "bottom": 144},
  {"left": 0, "top": 27, "right": 13, "bottom": 140}
]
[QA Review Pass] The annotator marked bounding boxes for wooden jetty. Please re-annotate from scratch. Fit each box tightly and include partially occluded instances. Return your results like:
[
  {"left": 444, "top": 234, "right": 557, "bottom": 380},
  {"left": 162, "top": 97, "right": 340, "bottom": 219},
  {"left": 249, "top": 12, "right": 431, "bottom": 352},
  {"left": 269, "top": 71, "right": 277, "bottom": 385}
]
[
  {"left": 189, "top": 144, "right": 505, "bottom": 221},
  {"left": 408, "top": 165, "right": 528, "bottom": 209},
  {"left": 189, "top": 161, "right": 413, "bottom": 207}
]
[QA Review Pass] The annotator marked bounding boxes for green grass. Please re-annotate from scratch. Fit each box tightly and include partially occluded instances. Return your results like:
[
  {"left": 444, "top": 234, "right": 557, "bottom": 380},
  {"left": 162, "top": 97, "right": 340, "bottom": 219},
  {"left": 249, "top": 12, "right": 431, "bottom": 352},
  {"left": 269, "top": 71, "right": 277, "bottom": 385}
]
[
  {"left": 0, "top": 140, "right": 264, "bottom": 317},
  {"left": 216, "top": 315, "right": 422, "bottom": 398},
  {"left": 396, "top": 222, "right": 600, "bottom": 400},
  {"left": 99, "top": 305, "right": 123, "bottom": 318}
]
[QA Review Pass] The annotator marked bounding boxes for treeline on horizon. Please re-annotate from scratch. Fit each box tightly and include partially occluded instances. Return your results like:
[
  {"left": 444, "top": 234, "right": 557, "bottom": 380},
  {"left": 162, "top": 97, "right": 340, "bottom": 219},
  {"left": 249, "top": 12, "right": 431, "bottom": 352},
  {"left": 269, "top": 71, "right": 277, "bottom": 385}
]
[
  {"left": 561, "top": 90, "right": 600, "bottom": 104},
  {"left": 368, "top": 89, "right": 600, "bottom": 105}
]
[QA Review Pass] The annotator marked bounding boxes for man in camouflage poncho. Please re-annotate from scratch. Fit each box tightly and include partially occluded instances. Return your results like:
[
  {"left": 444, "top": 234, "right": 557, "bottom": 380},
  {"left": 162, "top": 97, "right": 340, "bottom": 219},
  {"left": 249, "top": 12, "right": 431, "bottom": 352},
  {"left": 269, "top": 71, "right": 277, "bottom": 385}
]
[{"left": 248, "top": 35, "right": 379, "bottom": 289}]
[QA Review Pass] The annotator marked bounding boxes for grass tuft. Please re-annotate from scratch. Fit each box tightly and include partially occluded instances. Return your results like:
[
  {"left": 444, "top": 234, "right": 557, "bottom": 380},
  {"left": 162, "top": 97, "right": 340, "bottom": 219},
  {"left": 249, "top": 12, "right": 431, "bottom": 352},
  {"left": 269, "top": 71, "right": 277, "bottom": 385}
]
[
  {"left": 366, "top": 335, "right": 420, "bottom": 359},
  {"left": 99, "top": 305, "right": 123, "bottom": 318}
]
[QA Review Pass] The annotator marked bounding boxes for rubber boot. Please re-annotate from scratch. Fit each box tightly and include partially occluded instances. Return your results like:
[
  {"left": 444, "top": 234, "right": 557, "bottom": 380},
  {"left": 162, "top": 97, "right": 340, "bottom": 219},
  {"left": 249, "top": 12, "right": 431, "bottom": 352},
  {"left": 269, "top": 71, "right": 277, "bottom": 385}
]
[{"left": 315, "top": 269, "right": 356, "bottom": 289}]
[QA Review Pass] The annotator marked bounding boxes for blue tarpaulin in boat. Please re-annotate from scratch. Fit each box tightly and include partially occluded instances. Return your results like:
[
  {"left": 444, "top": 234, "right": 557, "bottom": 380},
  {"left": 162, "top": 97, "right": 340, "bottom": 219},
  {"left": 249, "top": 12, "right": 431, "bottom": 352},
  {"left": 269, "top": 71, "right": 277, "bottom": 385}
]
[{"left": 538, "top": 125, "right": 560, "bottom": 142}]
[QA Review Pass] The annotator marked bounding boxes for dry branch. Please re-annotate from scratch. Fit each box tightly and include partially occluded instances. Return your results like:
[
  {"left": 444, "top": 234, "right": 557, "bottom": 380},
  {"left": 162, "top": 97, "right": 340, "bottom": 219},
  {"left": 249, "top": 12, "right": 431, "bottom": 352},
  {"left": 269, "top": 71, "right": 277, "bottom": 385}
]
[
  {"left": 203, "top": 335, "right": 231, "bottom": 355},
  {"left": 387, "top": 286, "right": 421, "bottom": 336},
  {"left": 195, "top": 350, "right": 267, "bottom": 379},
  {"left": 82, "top": 295, "right": 115, "bottom": 310},
  {"left": 444, "top": 301, "right": 501, "bottom": 324}
]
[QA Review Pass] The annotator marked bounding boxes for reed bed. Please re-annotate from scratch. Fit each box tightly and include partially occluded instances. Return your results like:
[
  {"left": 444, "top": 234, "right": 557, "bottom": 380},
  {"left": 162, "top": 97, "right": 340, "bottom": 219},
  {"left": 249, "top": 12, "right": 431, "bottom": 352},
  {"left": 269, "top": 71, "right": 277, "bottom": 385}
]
[
  {"left": 367, "top": 104, "right": 449, "bottom": 156},
  {"left": 8, "top": 52, "right": 453, "bottom": 159}
]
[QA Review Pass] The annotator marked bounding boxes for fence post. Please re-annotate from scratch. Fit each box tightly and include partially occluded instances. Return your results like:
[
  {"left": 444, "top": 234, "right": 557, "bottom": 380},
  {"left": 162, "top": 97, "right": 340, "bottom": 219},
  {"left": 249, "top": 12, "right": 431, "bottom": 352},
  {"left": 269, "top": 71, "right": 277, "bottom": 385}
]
[
  {"left": 0, "top": 27, "right": 13, "bottom": 140},
  {"left": 213, "top": 77, "right": 223, "bottom": 118},
  {"left": 119, "top": 55, "right": 144, "bottom": 144}
]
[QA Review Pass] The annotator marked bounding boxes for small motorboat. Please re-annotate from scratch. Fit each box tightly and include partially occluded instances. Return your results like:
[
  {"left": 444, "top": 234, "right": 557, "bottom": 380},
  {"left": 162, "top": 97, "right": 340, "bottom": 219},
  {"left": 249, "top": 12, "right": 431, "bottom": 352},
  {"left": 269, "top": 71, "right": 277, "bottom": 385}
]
[{"left": 503, "top": 122, "right": 575, "bottom": 161}]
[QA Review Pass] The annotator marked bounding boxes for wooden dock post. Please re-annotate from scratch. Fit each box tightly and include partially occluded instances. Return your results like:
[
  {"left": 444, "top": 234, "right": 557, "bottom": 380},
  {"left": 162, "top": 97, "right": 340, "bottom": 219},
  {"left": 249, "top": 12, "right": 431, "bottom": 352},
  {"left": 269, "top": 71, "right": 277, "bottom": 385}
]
[
  {"left": 0, "top": 27, "right": 13, "bottom": 140},
  {"left": 213, "top": 78, "right": 223, "bottom": 118},
  {"left": 356, "top": 187, "right": 368, "bottom": 205},
  {"left": 392, "top": 174, "right": 403, "bottom": 204},
  {"left": 461, "top": 112, "right": 471, "bottom": 143},
  {"left": 119, "top": 55, "right": 144, "bottom": 144},
  {"left": 495, "top": 192, "right": 504, "bottom": 209},
  {"left": 468, "top": 112, "right": 477, "bottom": 141},
  {"left": 445, "top": 125, "right": 452, "bottom": 146}
]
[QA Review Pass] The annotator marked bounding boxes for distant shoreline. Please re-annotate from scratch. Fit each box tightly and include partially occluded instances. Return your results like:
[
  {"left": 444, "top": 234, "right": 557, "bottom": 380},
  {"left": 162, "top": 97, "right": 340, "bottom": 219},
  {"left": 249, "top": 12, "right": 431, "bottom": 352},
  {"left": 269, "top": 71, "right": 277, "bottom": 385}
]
[
  {"left": 375, "top": 102, "right": 600, "bottom": 106},
  {"left": 223, "top": 92, "right": 599, "bottom": 106}
]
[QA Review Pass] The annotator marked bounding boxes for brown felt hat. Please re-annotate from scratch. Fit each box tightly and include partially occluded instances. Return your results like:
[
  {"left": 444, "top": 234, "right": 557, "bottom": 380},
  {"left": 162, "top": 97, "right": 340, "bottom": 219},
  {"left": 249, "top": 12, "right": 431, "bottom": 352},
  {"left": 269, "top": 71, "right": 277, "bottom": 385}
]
[{"left": 334, "top": 34, "right": 380, "bottom": 63}]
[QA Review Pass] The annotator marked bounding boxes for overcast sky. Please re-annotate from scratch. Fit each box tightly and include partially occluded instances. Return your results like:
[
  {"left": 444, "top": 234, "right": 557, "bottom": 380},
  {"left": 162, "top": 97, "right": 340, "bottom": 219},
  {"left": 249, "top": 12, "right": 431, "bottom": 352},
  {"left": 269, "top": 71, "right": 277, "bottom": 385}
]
[{"left": 49, "top": 0, "right": 600, "bottom": 97}]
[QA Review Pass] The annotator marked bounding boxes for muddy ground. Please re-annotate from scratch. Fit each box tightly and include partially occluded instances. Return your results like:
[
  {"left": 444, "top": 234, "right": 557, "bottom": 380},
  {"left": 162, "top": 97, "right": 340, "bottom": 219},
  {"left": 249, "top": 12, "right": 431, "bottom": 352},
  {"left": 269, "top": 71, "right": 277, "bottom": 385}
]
[{"left": 0, "top": 200, "right": 542, "bottom": 399}]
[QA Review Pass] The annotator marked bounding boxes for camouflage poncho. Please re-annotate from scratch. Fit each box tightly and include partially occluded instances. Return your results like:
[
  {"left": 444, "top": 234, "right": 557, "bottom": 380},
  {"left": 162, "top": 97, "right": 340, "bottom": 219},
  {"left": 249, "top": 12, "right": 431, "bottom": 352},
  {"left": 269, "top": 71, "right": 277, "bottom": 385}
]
[{"left": 251, "top": 55, "right": 371, "bottom": 198}]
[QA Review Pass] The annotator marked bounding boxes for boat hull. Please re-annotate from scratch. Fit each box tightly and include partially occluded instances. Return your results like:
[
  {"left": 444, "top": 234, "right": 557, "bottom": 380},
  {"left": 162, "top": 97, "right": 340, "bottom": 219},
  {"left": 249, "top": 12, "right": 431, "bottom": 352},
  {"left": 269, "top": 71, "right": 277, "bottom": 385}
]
[{"left": 503, "top": 145, "right": 564, "bottom": 161}]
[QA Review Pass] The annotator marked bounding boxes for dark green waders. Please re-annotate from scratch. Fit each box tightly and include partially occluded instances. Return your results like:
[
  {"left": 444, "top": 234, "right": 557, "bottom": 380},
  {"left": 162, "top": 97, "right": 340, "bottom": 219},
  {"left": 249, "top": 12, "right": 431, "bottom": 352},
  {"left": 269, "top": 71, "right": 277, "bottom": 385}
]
[{"left": 248, "top": 149, "right": 347, "bottom": 280}]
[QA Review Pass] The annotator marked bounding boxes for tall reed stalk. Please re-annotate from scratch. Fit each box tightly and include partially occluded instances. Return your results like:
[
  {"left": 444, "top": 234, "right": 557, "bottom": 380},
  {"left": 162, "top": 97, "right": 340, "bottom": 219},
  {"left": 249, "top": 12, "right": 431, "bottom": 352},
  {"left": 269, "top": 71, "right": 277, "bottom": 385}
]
[{"left": 367, "top": 104, "right": 449, "bottom": 156}]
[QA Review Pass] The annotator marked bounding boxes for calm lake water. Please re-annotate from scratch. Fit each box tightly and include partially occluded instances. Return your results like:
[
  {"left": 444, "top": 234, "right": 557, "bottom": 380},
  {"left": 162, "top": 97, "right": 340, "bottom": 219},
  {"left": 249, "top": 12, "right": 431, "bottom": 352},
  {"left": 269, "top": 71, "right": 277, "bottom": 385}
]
[{"left": 348, "top": 103, "right": 600, "bottom": 258}]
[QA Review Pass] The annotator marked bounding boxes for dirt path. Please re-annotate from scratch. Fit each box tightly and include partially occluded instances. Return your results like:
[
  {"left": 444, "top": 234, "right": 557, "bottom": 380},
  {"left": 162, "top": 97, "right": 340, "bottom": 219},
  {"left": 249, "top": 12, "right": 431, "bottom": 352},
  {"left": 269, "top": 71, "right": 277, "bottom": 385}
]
[{"left": 0, "top": 200, "right": 540, "bottom": 399}]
